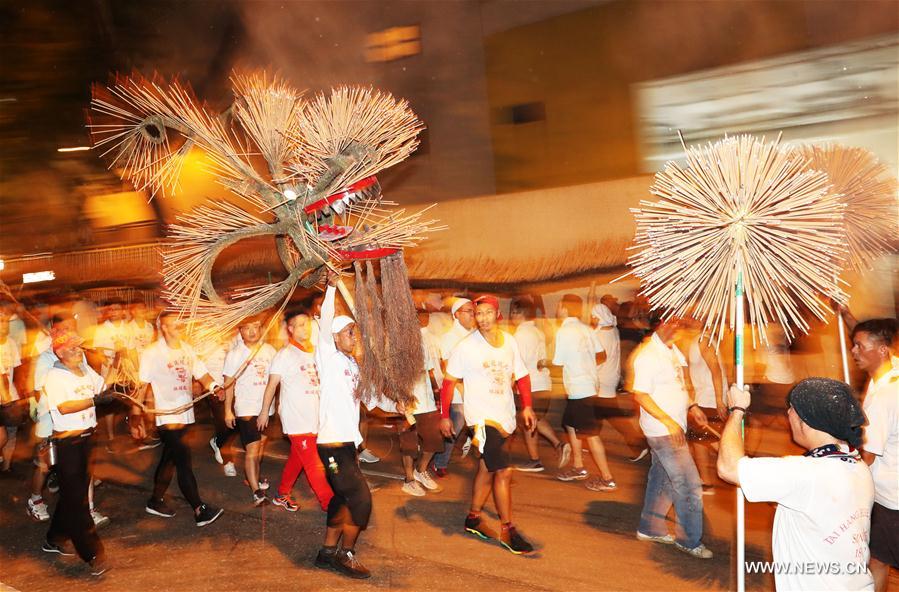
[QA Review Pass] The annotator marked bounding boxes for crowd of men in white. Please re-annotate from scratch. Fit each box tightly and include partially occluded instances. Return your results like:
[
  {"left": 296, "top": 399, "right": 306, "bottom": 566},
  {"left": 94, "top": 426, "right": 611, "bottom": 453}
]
[{"left": 0, "top": 289, "right": 895, "bottom": 589}]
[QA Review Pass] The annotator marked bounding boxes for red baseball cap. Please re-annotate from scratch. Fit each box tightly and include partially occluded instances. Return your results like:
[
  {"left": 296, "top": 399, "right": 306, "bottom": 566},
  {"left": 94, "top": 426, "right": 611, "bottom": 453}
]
[{"left": 473, "top": 295, "right": 502, "bottom": 320}]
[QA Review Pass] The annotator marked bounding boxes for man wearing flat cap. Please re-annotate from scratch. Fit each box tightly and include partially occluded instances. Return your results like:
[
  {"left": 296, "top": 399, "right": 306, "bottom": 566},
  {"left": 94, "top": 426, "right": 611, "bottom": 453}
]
[{"left": 718, "top": 378, "right": 875, "bottom": 591}]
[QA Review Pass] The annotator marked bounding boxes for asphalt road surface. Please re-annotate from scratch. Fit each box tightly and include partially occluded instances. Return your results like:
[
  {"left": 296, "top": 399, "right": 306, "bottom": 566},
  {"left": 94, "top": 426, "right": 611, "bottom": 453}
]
[{"left": 1, "top": 395, "right": 896, "bottom": 592}]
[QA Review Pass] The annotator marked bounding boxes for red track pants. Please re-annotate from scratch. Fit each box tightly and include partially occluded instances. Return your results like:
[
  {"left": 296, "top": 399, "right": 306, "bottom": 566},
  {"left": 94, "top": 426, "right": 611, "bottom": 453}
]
[{"left": 277, "top": 434, "right": 334, "bottom": 510}]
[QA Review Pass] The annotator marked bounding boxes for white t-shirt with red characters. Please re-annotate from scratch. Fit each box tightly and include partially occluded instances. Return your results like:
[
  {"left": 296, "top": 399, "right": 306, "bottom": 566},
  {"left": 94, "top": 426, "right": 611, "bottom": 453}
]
[
  {"left": 446, "top": 330, "right": 528, "bottom": 435},
  {"left": 139, "top": 339, "right": 210, "bottom": 427},
  {"left": 223, "top": 341, "right": 276, "bottom": 417},
  {"left": 270, "top": 343, "right": 320, "bottom": 435},
  {"left": 45, "top": 363, "right": 103, "bottom": 432}
]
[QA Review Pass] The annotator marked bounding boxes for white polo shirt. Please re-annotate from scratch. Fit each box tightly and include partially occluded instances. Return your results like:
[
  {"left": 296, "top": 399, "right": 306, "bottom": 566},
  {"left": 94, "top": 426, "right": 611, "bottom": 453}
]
[
  {"left": 513, "top": 321, "right": 552, "bottom": 393},
  {"left": 316, "top": 286, "right": 362, "bottom": 446},
  {"left": 410, "top": 328, "right": 439, "bottom": 414},
  {"left": 270, "top": 343, "right": 320, "bottom": 435},
  {"left": 862, "top": 367, "right": 899, "bottom": 510},
  {"left": 739, "top": 451, "right": 874, "bottom": 592},
  {"left": 223, "top": 341, "right": 276, "bottom": 417},
  {"left": 0, "top": 337, "right": 21, "bottom": 401},
  {"left": 440, "top": 320, "right": 472, "bottom": 405},
  {"left": 553, "top": 317, "right": 603, "bottom": 399},
  {"left": 632, "top": 333, "right": 690, "bottom": 438},
  {"left": 446, "top": 329, "right": 528, "bottom": 435},
  {"left": 139, "top": 339, "right": 210, "bottom": 427},
  {"left": 45, "top": 363, "right": 103, "bottom": 433}
]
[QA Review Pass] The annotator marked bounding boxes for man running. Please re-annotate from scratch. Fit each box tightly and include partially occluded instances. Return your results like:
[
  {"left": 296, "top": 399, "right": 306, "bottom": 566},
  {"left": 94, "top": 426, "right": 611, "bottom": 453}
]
[
  {"left": 131, "top": 312, "right": 223, "bottom": 527},
  {"left": 432, "top": 297, "right": 475, "bottom": 476},
  {"left": 223, "top": 315, "right": 277, "bottom": 506},
  {"left": 313, "top": 271, "right": 372, "bottom": 579},
  {"left": 440, "top": 295, "right": 537, "bottom": 555},
  {"left": 259, "top": 309, "right": 333, "bottom": 513}
]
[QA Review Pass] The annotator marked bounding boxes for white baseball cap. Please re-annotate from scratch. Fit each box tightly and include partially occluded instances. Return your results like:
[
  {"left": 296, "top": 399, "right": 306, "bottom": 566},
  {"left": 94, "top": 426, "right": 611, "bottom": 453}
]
[
  {"left": 450, "top": 298, "right": 472, "bottom": 316},
  {"left": 332, "top": 315, "right": 355, "bottom": 333}
]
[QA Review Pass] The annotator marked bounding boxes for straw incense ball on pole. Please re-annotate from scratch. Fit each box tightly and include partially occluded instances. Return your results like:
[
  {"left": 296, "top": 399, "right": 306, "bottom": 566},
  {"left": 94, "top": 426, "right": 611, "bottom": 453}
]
[
  {"left": 626, "top": 133, "right": 849, "bottom": 347},
  {"left": 791, "top": 142, "right": 899, "bottom": 272}
]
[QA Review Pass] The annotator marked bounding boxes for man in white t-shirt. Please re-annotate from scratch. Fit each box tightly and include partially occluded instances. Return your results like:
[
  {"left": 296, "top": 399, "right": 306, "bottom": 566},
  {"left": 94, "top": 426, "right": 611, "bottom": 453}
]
[
  {"left": 0, "top": 309, "right": 23, "bottom": 473},
  {"left": 28, "top": 314, "right": 75, "bottom": 522},
  {"left": 510, "top": 297, "right": 568, "bottom": 473},
  {"left": 313, "top": 271, "right": 372, "bottom": 579},
  {"left": 127, "top": 302, "right": 155, "bottom": 353},
  {"left": 223, "top": 315, "right": 277, "bottom": 506},
  {"left": 851, "top": 319, "right": 898, "bottom": 592},
  {"left": 201, "top": 333, "right": 238, "bottom": 476},
  {"left": 554, "top": 294, "right": 617, "bottom": 491},
  {"left": 719, "top": 378, "right": 875, "bottom": 591},
  {"left": 259, "top": 309, "right": 333, "bottom": 514},
  {"left": 41, "top": 329, "right": 114, "bottom": 576},
  {"left": 632, "top": 319, "right": 712, "bottom": 559},
  {"left": 398, "top": 310, "right": 444, "bottom": 496},
  {"left": 131, "top": 312, "right": 223, "bottom": 527},
  {"left": 92, "top": 299, "right": 131, "bottom": 451},
  {"left": 592, "top": 295, "right": 622, "bottom": 396},
  {"left": 432, "top": 297, "right": 475, "bottom": 476},
  {"left": 441, "top": 295, "right": 537, "bottom": 555},
  {"left": 686, "top": 324, "right": 728, "bottom": 495}
]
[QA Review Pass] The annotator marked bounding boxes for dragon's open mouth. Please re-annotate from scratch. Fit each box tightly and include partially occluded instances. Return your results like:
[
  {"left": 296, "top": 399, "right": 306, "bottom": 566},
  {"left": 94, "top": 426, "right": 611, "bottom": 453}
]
[{"left": 303, "top": 176, "right": 381, "bottom": 221}]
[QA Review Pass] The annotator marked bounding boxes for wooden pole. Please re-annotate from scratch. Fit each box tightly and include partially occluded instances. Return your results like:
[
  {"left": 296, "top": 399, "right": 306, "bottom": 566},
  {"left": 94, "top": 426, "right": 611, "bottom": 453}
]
[
  {"left": 336, "top": 277, "right": 356, "bottom": 317},
  {"left": 838, "top": 313, "right": 851, "bottom": 383},
  {"left": 735, "top": 270, "right": 746, "bottom": 592}
]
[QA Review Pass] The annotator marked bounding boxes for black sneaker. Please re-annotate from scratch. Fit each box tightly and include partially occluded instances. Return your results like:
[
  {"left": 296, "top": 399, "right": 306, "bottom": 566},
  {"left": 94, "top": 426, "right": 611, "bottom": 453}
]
[
  {"left": 194, "top": 504, "right": 223, "bottom": 527},
  {"left": 464, "top": 515, "right": 497, "bottom": 540},
  {"left": 42, "top": 540, "right": 75, "bottom": 556},
  {"left": 145, "top": 497, "right": 176, "bottom": 518},
  {"left": 314, "top": 546, "right": 337, "bottom": 569},
  {"left": 332, "top": 548, "right": 371, "bottom": 579},
  {"left": 500, "top": 526, "right": 534, "bottom": 555},
  {"left": 47, "top": 472, "right": 59, "bottom": 493}
]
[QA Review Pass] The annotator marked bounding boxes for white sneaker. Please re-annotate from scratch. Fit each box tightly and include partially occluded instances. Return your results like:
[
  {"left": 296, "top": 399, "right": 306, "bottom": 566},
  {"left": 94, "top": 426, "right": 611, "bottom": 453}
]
[
  {"left": 636, "top": 531, "right": 675, "bottom": 545},
  {"left": 223, "top": 461, "right": 237, "bottom": 477},
  {"left": 91, "top": 509, "right": 110, "bottom": 527},
  {"left": 27, "top": 497, "right": 50, "bottom": 522},
  {"left": 209, "top": 437, "right": 223, "bottom": 465},
  {"left": 401, "top": 480, "right": 426, "bottom": 496},
  {"left": 461, "top": 437, "right": 472, "bottom": 458},
  {"left": 675, "top": 542, "right": 714, "bottom": 559},
  {"left": 358, "top": 449, "right": 380, "bottom": 463},
  {"left": 414, "top": 469, "right": 440, "bottom": 491}
]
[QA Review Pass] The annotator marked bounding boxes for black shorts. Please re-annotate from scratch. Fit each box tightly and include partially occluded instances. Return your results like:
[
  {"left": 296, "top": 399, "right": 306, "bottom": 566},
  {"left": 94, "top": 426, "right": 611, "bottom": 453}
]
[
  {"left": 0, "top": 400, "right": 27, "bottom": 427},
  {"left": 472, "top": 425, "right": 511, "bottom": 472},
  {"left": 870, "top": 502, "right": 899, "bottom": 567},
  {"left": 237, "top": 417, "right": 264, "bottom": 447},
  {"left": 562, "top": 397, "right": 599, "bottom": 435},
  {"left": 399, "top": 411, "right": 444, "bottom": 455}
]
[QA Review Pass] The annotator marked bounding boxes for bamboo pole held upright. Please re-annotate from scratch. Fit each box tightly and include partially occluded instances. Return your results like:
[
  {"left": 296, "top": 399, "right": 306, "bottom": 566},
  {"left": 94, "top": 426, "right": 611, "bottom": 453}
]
[{"left": 735, "top": 271, "right": 746, "bottom": 592}]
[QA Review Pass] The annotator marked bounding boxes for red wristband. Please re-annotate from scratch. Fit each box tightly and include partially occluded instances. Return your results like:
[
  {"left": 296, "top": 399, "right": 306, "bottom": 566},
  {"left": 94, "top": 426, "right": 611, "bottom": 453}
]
[
  {"left": 516, "top": 374, "right": 533, "bottom": 409},
  {"left": 439, "top": 379, "right": 455, "bottom": 419}
]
